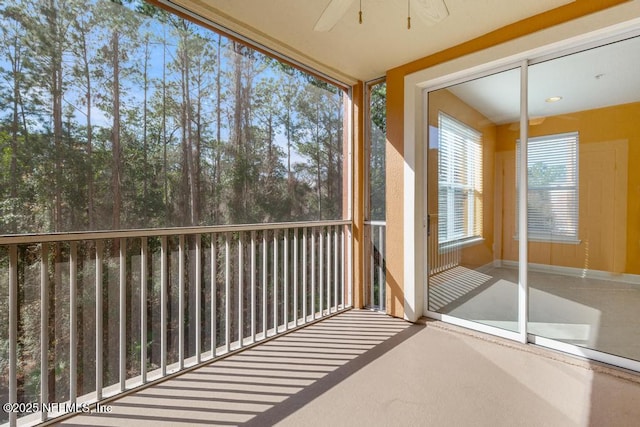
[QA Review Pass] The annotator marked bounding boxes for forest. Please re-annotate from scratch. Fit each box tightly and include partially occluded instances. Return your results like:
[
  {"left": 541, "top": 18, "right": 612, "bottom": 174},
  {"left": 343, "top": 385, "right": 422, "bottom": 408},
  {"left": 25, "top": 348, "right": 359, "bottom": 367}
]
[
  {"left": 0, "top": 0, "right": 347, "bottom": 236},
  {"left": 0, "top": 1, "right": 349, "bottom": 420}
]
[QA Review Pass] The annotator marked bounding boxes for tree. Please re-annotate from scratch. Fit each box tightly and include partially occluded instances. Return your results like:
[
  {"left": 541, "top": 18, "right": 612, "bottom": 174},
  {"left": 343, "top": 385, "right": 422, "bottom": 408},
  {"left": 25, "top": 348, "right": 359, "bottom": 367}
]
[
  {"left": 93, "top": 0, "right": 141, "bottom": 230},
  {"left": 369, "top": 82, "right": 386, "bottom": 220},
  {"left": 0, "top": 0, "right": 346, "bottom": 234},
  {"left": 296, "top": 83, "right": 344, "bottom": 220},
  {"left": 12, "top": 0, "right": 73, "bottom": 232},
  {"left": 69, "top": 0, "right": 97, "bottom": 229},
  {"left": 0, "top": 6, "right": 30, "bottom": 232},
  {"left": 254, "top": 77, "right": 289, "bottom": 222},
  {"left": 276, "top": 70, "right": 302, "bottom": 218}
]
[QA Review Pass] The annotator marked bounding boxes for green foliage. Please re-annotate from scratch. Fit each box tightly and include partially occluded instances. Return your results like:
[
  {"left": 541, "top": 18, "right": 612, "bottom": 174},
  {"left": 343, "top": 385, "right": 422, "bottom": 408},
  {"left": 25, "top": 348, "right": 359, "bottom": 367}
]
[
  {"left": 0, "top": 0, "right": 346, "bottom": 235},
  {"left": 0, "top": 2, "right": 348, "bottom": 405},
  {"left": 528, "top": 161, "right": 566, "bottom": 187},
  {"left": 369, "top": 81, "right": 386, "bottom": 220}
]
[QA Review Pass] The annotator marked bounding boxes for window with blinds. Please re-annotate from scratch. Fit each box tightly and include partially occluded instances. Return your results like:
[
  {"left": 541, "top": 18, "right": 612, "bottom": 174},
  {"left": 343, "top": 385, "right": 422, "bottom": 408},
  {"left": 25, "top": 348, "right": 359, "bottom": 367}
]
[
  {"left": 438, "top": 112, "right": 483, "bottom": 245},
  {"left": 516, "top": 131, "right": 579, "bottom": 241}
]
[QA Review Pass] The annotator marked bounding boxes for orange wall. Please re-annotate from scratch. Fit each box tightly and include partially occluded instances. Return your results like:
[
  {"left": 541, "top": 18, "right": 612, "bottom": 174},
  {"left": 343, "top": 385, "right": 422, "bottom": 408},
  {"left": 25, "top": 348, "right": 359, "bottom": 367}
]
[
  {"left": 384, "top": 0, "right": 631, "bottom": 317},
  {"left": 496, "top": 103, "right": 640, "bottom": 274},
  {"left": 351, "top": 82, "right": 366, "bottom": 308},
  {"left": 385, "top": 76, "right": 405, "bottom": 318}
]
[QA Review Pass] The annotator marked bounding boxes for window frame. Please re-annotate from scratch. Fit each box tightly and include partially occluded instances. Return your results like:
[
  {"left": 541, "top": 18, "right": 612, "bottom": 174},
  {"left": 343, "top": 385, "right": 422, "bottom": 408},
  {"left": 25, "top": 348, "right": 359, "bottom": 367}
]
[{"left": 437, "top": 111, "right": 484, "bottom": 248}]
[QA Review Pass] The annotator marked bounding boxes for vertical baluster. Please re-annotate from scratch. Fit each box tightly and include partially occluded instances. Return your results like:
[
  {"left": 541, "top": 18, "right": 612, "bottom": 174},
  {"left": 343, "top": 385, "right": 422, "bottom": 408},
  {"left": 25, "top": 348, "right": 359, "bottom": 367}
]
[
  {"left": 8, "top": 245, "right": 17, "bottom": 427},
  {"left": 433, "top": 223, "right": 437, "bottom": 274},
  {"left": 379, "top": 226, "right": 384, "bottom": 311},
  {"left": 40, "top": 243, "right": 49, "bottom": 422},
  {"left": 428, "top": 225, "right": 432, "bottom": 274},
  {"left": 370, "top": 226, "right": 374, "bottom": 308},
  {"left": 195, "top": 234, "right": 201, "bottom": 363},
  {"left": 435, "top": 222, "right": 438, "bottom": 273},
  {"left": 447, "top": 233, "right": 451, "bottom": 270},
  {"left": 262, "top": 233, "right": 267, "bottom": 338},
  {"left": 211, "top": 234, "right": 217, "bottom": 358},
  {"left": 432, "top": 224, "right": 435, "bottom": 273},
  {"left": 224, "top": 233, "right": 230, "bottom": 353},
  {"left": 435, "top": 226, "right": 438, "bottom": 273},
  {"left": 273, "top": 229, "right": 278, "bottom": 334},
  {"left": 140, "top": 237, "right": 147, "bottom": 383},
  {"left": 293, "top": 228, "right": 298, "bottom": 327},
  {"left": 251, "top": 231, "right": 256, "bottom": 343},
  {"left": 95, "top": 240, "right": 103, "bottom": 399},
  {"left": 437, "top": 225, "right": 439, "bottom": 274},
  {"left": 326, "top": 228, "right": 331, "bottom": 314},
  {"left": 238, "top": 233, "right": 244, "bottom": 348},
  {"left": 341, "top": 227, "right": 345, "bottom": 308},
  {"left": 119, "top": 238, "right": 126, "bottom": 391},
  {"left": 319, "top": 230, "right": 324, "bottom": 317},
  {"left": 70, "top": 241, "right": 78, "bottom": 401},
  {"left": 160, "top": 236, "right": 167, "bottom": 376},
  {"left": 383, "top": 226, "right": 387, "bottom": 310},
  {"left": 283, "top": 230, "right": 288, "bottom": 330},
  {"left": 311, "top": 230, "right": 316, "bottom": 320},
  {"left": 302, "top": 228, "right": 307, "bottom": 323},
  {"left": 178, "top": 236, "right": 184, "bottom": 369},
  {"left": 347, "top": 226, "right": 353, "bottom": 307},
  {"left": 334, "top": 226, "right": 338, "bottom": 312},
  {"left": 439, "top": 227, "right": 442, "bottom": 272},
  {"left": 441, "top": 234, "right": 444, "bottom": 272},
  {"left": 443, "top": 235, "right": 447, "bottom": 271}
]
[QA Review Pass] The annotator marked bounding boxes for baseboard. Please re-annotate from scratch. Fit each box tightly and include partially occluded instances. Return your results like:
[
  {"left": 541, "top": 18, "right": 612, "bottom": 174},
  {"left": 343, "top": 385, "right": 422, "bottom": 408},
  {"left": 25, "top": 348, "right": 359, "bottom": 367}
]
[
  {"left": 477, "top": 261, "right": 500, "bottom": 273},
  {"left": 497, "top": 260, "right": 640, "bottom": 285}
]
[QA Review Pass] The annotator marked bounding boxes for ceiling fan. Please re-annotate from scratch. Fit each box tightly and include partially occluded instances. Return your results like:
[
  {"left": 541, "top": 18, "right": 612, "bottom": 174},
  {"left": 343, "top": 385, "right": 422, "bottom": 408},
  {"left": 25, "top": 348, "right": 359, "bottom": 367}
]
[{"left": 314, "top": 0, "right": 449, "bottom": 32}]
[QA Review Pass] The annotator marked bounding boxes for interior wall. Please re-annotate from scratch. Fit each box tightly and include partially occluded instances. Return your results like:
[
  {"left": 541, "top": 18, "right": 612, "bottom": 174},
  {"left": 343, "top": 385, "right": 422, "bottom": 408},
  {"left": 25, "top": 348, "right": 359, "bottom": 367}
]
[
  {"left": 427, "top": 90, "right": 497, "bottom": 270},
  {"left": 496, "top": 102, "right": 640, "bottom": 274}
]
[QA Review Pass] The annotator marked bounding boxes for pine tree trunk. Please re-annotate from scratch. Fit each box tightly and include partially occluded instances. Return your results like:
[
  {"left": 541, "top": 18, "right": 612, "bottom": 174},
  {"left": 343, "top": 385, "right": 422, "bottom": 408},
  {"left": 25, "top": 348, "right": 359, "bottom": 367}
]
[
  {"left": 49, "top": 0, "right": 64, "bottom": 232},
  {"left": 213, "top": 34, "right": 222, "bottom": 224},
  {"left": 111, "top": 30, "right": 121, "bottom": 231}
]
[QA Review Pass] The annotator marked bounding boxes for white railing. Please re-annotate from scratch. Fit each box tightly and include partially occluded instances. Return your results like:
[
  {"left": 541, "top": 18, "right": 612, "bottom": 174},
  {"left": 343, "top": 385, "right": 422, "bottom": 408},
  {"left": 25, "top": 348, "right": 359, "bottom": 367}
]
[
  {"left": 364, "top": 221, "right": 385, "bottom": 311},
  {"left": 427, "top": 214, "right": 461, "bottom": 275},
  {"left": 0, "top": 220, "right": 352, "bottom": 426}
]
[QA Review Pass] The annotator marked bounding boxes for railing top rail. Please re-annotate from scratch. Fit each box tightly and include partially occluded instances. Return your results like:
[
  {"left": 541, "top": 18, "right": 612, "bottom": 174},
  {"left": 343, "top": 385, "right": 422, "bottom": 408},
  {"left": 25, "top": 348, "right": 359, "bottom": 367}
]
[
  {"left": 0, "top": 219, "right": 352, "bottom": 245},
  {"left": 364, "top": 220, "right": 386, "bottom": 226}
]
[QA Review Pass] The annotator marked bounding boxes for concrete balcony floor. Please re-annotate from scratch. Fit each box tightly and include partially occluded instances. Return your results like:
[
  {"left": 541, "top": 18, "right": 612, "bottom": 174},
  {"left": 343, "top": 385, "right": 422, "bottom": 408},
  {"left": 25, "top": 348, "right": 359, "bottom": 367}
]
[{"left": 56, "top": 310, "right": 640, "bottom": 427}]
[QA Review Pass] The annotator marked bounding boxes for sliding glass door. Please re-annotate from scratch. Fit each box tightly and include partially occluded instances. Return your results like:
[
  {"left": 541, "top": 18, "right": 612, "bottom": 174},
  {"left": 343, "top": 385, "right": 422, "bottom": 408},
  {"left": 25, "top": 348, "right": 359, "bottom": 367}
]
[
  {"left": 426, "top": 67, "right": 521, "bottom": 335},
  {"left": 425, "top": 32, "right": 640, "bottom": 367},
  {"left": 525, "top": 36, "right": 640, "bottom": 361}
]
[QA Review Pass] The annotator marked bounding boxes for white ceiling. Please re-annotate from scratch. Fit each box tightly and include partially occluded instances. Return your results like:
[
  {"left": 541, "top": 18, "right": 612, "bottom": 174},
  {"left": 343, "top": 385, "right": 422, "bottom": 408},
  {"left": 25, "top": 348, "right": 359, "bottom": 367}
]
[
  {"left": 170, "top": 0, "right": 575, "bottom": 83},
  {"left": 447, "top": 35, "right": 640, "bottom": 125}
]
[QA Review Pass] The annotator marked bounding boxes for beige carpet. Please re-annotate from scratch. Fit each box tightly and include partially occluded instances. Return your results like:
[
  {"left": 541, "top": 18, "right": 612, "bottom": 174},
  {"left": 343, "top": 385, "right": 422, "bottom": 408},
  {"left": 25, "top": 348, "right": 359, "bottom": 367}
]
[{"left": 55, "top": 310, "right": 640, "bottom": 427}]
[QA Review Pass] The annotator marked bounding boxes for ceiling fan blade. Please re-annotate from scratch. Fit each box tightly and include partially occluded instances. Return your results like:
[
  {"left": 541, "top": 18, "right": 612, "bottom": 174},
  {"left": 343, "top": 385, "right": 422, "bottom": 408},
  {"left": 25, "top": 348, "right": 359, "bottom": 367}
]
[
  {"left": 413, "top": 0, "right": 449, "bottom": 25},
  {"left": 314, "top": 0, "right": 356, "bottom": 32}
]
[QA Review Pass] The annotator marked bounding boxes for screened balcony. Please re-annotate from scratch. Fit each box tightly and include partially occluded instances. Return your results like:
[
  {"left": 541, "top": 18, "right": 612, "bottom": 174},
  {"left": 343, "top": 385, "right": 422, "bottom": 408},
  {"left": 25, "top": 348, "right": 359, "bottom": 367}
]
[
  {"left": 4, "top": 0, "right": 640, "bottom": 425},
  {"left": 7, "top": 305, "right": 640, "bottom": 426},
  {"left": 49, "top": 309, "right": 640, "bottom": 427},
  {"left": 1, "top": 221, "right": 358, "bottom": 426}
]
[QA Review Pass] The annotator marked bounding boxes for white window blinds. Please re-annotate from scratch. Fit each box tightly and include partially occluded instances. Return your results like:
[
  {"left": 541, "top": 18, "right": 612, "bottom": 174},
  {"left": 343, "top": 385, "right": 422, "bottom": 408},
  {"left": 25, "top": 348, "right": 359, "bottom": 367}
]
[
  {"left": 438, "top": 112, "right": 483, "bottom": 244},
  {"left": 516, "top": 132, "right": 579, "bottom": 241}
]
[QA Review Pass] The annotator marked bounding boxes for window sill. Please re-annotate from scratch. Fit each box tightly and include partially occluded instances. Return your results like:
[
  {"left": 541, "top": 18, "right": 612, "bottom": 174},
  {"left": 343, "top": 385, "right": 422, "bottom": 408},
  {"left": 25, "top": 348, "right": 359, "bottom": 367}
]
[{"left": 513, "top": 235, "right": 581, "bottom": 245}]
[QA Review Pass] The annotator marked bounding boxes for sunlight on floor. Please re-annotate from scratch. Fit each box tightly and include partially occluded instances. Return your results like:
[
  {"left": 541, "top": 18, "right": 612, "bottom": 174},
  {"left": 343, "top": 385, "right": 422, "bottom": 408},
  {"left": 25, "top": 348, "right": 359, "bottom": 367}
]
[
  {"left": 430, "top": 267, "right": 602, "bottom": 346},
  {"left": 428, "top": 266, "right": 493, "bottom": 311}
]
